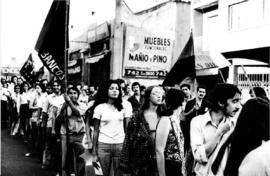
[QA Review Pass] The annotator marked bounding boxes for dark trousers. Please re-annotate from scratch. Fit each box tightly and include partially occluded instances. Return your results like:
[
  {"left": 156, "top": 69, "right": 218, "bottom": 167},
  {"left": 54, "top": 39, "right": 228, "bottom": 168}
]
[
  {"left": 61, "top": 134, "right": 85, "bottom": 176},
  {"left": 165, "top": 160, "right": 183, "bottom": 176},
  {"left": 1, "top": 100, "right": 8, "bottom": 127},
  {"left": 19, "top": 104, "right": 30, "bottom": 139}
]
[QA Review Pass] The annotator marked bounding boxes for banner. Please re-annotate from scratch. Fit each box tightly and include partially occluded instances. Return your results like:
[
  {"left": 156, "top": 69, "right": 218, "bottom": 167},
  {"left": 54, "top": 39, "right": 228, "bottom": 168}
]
[
  {"left": 68, "top": 59, "right": 82, "bottom": 75},
  {"left": 35, "top": 0, "right": 69, "bottom": 81},
  {"left": 123, "top": 25, "right": 174, "bottom": 78},
  {"left": 163, "top": 32, "right": 196, "bottom": 86},
  {"left": 20, "top": 54, "right": 36, "bottom": 85}
]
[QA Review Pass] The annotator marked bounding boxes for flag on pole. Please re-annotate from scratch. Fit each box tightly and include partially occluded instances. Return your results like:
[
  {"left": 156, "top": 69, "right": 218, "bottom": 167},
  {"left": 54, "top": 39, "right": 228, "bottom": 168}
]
[
  {"left": 163, "top": 32, "right": 196, "bottom": 86},
  {"left": 20, "top": 53, "right": 36, "bottom": 85},
  {"left": 34, "top": 0, "right": 69, "bottom": 81}
]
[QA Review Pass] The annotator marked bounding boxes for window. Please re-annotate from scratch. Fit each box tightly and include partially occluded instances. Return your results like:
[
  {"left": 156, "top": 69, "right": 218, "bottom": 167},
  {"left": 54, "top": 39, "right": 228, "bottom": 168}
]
[{"left": 228, "top": 0, "right": 268, "bottom": 30}]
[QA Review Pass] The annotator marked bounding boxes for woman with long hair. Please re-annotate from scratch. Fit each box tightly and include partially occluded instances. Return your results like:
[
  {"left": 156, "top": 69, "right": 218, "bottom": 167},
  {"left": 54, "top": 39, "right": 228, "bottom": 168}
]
[
  {"left": 19, "top": 81, "right": 31, "bottom": 141},
  {"left": 91, "top": 80, "right": 126, "bottom": 176},
  {"left": 10, "top": 85, "right": 21, "bottom": 135},
  {"left": 156, "top": 88, "right": 186, "bottom": 176},
  {"left": 120, "top": 85, "right": 164, "bottom": 176}
]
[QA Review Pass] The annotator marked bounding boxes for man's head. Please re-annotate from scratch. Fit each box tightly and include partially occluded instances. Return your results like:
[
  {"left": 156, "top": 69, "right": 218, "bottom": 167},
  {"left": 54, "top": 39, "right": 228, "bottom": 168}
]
[
  {"left": 67, "top": 87, "right": 80, "bottom": 103},
  {"left": 180, "top": 84, "right": 191, "bottom": 98},
  {"left": 132, "top": 82, "right": 141, "bottom": 95},
  {"left": 17, "top": 77, "right": 23, "bottom": 85},
  {"left": 209, "top": 83, "right": 242, "bottom": 117},
  {"left": 89, "top": 86, "right": 95, "bottom": 94},
  {"left": 52, "top": 80, "right": 62, "bottom": 94},
  {"left": 11, "top": 76, "right": 18, "bottom": 84},
  {"left": 197, "top": 85, "right": 207, "bottom": 100}
]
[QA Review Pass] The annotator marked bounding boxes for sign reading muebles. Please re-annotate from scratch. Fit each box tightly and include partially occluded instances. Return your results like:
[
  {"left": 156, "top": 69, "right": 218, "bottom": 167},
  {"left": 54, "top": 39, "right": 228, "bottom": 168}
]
[{"left": 123, "top": 25, "right": 173, "bottom": 78}]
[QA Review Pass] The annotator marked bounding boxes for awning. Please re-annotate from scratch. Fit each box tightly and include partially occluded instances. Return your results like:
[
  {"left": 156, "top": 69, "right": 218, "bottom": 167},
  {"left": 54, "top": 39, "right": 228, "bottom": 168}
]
[
  {"left": 87, "top": 22, "right": 110, "bottom": 44},
  {"left": 85, "top": 50, "right": 110, "bottom": 64},
  {"left": 196, "top": 68, "right": 219, "bottom": 76},
  {"left": 222, "top": 47, "right": 270, "bottom": 64},
  {"left": 195, "top": 51, "right": 231, "bottom": 71}
]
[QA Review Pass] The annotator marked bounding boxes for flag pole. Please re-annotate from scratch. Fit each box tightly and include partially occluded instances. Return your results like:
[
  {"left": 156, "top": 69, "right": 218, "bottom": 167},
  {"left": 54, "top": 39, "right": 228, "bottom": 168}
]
[
  {"left": 64, "top": 0, "right": 70, "bottom": 174},
  {"left": 218, "top": 70, "right": 226, "bottom": 83},
  {"left": 64, "top": 0, "right": 70, "bottom": 89},
  {"left": 240, "top": 65, "right": 256, "bottom": 97}
]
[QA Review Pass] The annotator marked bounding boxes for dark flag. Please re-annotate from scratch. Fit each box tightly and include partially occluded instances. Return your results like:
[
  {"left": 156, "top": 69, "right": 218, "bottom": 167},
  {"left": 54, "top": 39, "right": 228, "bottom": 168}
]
[
  {"left": 35, "top": 0, "right": 69, "bottom": 81},
  {"left": 36, "top": 66, "right": 45, "bottom": 81},
  {"left": 163, "top": 32, "right": 196, "bottom": 86},
  {"left": 20, "top": 54, "right": 36, "bottom": 85}
]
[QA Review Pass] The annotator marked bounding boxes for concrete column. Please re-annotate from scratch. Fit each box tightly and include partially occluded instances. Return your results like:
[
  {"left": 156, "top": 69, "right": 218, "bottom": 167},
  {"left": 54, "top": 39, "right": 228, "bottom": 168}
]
[{"left": 111, "top": 0, "right": 123, "bottom": 79}]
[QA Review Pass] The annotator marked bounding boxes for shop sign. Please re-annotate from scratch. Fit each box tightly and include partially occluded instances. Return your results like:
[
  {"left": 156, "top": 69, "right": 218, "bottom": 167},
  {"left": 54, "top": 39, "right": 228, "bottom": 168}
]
[
  {"left": 68, "top": 59, "right": 81, "bottom": 75},
  {"left": 1, "top": 67, "right": 20, "bottom": 75},
  {"left": 123, "top": 26, "right": 173, "bottom": 78},
  {"left": 87, "top": 22, "right": 110, "bottom": 43},
  {"left": 195, "top": 51, "right": 231, "bottom": 70}
]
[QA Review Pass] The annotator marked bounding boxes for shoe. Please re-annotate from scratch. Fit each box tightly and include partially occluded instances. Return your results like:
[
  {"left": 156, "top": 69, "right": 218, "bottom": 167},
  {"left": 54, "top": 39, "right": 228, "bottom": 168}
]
[{"left": 25, "top": 153, "right": 31, "bottom": 157}]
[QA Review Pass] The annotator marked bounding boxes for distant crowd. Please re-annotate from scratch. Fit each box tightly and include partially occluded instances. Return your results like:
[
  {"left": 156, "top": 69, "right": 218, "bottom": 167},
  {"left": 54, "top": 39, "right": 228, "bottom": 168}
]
[{"left": 1, "top": 75, "right": 269, "bottom": 176}]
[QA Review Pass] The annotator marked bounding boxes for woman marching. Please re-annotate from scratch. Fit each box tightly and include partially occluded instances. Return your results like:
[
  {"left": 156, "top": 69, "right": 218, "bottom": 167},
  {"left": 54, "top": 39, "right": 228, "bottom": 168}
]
[
  {"left": 19, "top": 81, "right": 31, "bottom": 142},
  {"left": 155, "top": 88, "right": 186, "bottom": 176},
  {"left": 91, "top": 80, "right": 130, "bottom": 176},
  {"left": 120, "top": 85, "right": 164, "bottom": 176}
]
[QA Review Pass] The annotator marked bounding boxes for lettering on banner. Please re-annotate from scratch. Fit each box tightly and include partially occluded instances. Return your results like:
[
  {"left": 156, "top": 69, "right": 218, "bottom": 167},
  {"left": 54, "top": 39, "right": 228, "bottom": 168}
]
[{"left": 40, "top": 52, "right": 65, "bottom": 80}]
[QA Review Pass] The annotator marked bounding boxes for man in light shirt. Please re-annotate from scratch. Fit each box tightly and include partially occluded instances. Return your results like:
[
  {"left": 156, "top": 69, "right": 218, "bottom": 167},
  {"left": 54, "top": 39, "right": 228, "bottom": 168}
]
[
  {"left": 41, "top": 80, "right": 65, "bottom": 171},
  {"left": 190, "top": 83, "right": 241, "bottom": 176}
]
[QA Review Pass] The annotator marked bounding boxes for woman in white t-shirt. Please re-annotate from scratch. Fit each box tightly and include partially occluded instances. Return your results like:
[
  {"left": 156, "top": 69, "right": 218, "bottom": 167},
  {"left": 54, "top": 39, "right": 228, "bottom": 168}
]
[
  {"left": 92, "top": 80, "right": 126, "bottom": 176},
  {"left": 19, "top": 81, "right": 31, "bottom": 141}
]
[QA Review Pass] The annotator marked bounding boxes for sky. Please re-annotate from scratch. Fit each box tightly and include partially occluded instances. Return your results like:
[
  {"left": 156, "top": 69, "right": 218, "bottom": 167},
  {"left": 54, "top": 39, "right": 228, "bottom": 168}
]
[{"left": 0, "top": 0, "right": 115, "bottom": 69}]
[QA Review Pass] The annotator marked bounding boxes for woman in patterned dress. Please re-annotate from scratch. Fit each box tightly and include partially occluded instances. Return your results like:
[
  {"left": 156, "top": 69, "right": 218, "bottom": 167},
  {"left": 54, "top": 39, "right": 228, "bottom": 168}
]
[{"left": 156, "top": 88, "right": 186, "bottom": 176}]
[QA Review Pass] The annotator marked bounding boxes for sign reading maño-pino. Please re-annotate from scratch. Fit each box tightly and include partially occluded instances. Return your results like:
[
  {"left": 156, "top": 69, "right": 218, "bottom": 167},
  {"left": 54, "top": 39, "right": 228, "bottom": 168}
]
[{"left": 123, "top": 26, "right": 173, "bottom": 78}]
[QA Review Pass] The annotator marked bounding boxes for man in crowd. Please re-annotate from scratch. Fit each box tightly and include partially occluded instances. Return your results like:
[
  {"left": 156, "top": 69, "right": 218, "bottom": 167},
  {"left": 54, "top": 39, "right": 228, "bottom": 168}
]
[
  {"left": 181, "top": 83, "right": 194, "bottom": 102},
  {"left": 42, "top": 80, "right": 65, "bottom": 173},
  {"left": 116, "top": 79, "right": 133, "bottom": 130},
  {"left": 183, "top": 84, "right": 208, "bottom": 151},
  {"left": 190, "top": 83, "right": 242, "bottom": 176},
  {"left": 128, "top": 82, "right": 143, "bottom": 115},
  {"left": 58, "top": 86, "right": 87, "bottom": 176}
]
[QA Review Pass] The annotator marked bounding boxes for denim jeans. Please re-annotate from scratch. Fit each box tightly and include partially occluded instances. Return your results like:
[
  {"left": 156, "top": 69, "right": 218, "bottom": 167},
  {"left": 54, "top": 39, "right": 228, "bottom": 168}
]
[
  {"left": 61, "top": 134, "right": 85, "bottom": 176},
  {"left": 98, "top": 142, "right": 123, "bottom": 176}
]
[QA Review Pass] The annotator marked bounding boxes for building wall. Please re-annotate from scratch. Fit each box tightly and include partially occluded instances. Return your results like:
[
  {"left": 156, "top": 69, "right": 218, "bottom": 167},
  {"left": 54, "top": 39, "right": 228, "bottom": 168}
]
[
  {"left": 192, "top": 0, "right": 270, "bottom": 52},
  {"left": 219, "top": 0, "right": 270, "bottom": 52},
  {"left": 111, "top": 0, "right": 190, "bottom": 86},
  {"left": 192, "top": 0, "right": 270, "bottom": 87}
]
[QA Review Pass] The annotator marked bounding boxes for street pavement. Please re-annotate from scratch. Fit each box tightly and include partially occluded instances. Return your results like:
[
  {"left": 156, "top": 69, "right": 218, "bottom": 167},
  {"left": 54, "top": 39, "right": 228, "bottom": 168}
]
[{"left": 1, "top": 127, "right": 55, "bottom": 176}]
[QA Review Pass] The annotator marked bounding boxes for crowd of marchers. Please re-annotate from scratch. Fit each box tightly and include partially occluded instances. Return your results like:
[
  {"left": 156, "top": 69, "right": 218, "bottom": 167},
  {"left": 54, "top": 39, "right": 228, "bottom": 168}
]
[{"left": 1, "top": 75, "right": 269, "bottom": 176}]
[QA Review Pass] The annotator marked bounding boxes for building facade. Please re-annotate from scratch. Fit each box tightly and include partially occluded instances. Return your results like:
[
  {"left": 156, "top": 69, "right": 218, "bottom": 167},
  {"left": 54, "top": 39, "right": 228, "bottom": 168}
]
[
  {"left": 69, "top": 0, "right": 191, "bottom": 87},
  {"left": 192, "top": 0, "right": 270, "bottom": 95}
]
